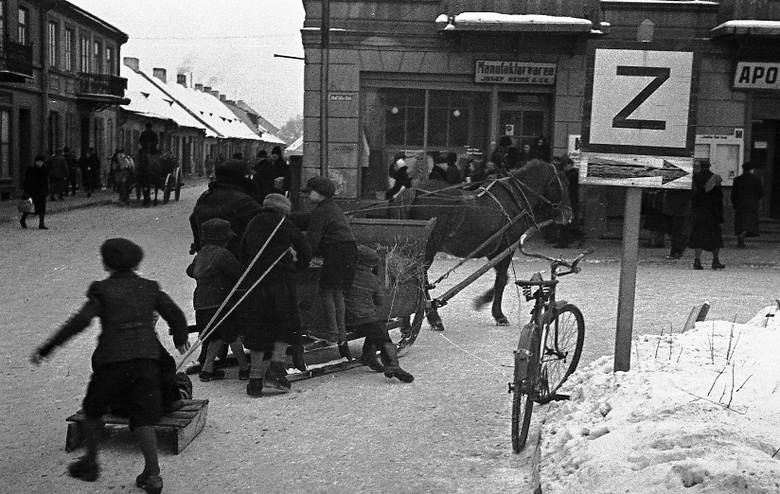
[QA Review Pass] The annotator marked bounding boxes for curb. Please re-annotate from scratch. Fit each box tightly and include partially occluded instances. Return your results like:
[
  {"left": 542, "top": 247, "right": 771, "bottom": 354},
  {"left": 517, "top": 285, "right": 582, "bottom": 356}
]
[{"left": 1, "top": 198, "right": 114, "bottom": 225}]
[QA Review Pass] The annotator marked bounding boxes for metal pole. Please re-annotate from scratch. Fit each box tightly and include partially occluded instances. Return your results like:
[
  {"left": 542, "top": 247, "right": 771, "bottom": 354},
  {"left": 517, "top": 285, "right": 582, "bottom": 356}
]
[
  {"left": 319, "top": 0, "right": 330, "bottom": 177},
  {"left": 614, "top": 186, "right": 642, "bottom": 372}
]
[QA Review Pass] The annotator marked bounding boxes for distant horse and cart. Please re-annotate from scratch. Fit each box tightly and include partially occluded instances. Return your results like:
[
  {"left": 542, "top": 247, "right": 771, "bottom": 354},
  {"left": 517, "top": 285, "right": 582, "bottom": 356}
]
[{"left": 115, "top": 151, "right": 183, "bottom": 206}]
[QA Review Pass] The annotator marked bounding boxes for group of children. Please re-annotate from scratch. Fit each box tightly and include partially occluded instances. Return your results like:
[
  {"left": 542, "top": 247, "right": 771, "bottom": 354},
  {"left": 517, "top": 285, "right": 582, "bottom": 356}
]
[{"left": 30, "top": 175, "right": 413, "bottom": 492}]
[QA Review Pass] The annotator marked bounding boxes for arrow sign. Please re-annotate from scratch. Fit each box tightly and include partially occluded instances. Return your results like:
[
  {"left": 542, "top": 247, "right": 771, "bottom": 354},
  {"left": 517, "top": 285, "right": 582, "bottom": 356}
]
[{"left": 586, "top": 157, "right": 688, "bottom": 184}]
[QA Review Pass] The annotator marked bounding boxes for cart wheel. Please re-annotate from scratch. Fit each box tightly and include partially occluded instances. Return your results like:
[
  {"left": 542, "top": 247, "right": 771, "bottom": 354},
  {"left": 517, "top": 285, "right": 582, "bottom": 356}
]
[
  {"left": 396, "top": 290, "right": 425, "bottom": 355},
  {"left": 174, "top": 167, "right": 182, "bottom": 201},
  {"left": 163, "top": 173, "right": 172, "bottom": 204}
]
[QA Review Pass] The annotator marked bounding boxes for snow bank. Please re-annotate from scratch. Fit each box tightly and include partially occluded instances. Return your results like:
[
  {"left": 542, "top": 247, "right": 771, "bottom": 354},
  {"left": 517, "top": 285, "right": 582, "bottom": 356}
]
[{"left": 539, "top": 305, "right": 780, "bottom": 493}]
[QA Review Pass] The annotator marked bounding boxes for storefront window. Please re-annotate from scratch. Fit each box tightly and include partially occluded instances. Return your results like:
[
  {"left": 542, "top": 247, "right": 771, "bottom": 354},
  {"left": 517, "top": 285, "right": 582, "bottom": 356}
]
[{"left": 385, "top": 89, "right": 424, "bottom": 146}]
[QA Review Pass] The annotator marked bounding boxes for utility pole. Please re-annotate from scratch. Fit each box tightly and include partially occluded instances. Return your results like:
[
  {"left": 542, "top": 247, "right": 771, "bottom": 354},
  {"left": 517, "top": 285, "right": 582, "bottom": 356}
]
[{"left": 319, "top": 0, "right": 330, "bottom": 177}]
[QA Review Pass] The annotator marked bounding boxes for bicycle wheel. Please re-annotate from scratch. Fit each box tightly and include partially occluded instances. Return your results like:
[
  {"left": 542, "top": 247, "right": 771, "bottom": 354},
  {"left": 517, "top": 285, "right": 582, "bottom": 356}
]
[
  {"left": 512, "top": 326, "right": 540, "bottom": 453},
  {"left": 542, "top": 303, "right": 585, "bottom": 395}
]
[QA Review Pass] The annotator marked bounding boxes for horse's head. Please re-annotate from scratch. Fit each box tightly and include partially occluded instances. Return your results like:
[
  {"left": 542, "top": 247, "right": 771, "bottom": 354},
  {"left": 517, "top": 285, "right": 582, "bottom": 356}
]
[{"left": 512, "top": 159, "right": 572, "bottom": 225}]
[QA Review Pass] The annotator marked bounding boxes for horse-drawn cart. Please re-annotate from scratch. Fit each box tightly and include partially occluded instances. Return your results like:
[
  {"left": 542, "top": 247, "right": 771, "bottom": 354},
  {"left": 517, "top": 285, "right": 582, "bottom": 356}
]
[{"left": 289, "top": 217, "right": 436, "bottom": 380}]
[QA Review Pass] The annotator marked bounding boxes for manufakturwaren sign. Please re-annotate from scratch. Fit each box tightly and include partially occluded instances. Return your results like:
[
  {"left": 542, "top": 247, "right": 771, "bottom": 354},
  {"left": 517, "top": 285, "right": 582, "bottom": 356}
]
[{"left": 474, "top": 61, "right": 556, "bottom": 85}]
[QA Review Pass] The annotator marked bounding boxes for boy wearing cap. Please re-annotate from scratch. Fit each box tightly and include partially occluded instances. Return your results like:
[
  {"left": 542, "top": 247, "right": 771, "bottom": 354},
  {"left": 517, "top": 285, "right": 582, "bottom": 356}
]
[
  {"left": 240, "top": 193, "right": 312, "bottom": 396},
  {"left": 305, "top": 176, "right": 358, "bottom": 360},
  {"left": 30, "top": 238, "right": 190, "bottom": 494},
  {"left": 187, "top": 218, "right": 250, "bottom": 382},
  {"left": 345, "top": 245, "right": 414, "bottom": 383}
]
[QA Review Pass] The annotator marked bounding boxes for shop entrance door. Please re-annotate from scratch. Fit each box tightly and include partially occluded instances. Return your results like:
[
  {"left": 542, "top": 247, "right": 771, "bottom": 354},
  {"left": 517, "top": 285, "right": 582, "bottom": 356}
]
[
  {"left": 497, "top": 93, "right": 549, "bottom": 155},
  {"left": 750, "top": 120, "right": 780, "bottom": 219}
]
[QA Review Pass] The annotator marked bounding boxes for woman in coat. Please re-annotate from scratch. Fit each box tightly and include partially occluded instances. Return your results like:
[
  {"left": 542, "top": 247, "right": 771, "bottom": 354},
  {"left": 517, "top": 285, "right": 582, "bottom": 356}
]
[
  {"left": 689, "top": 160, "right": 724, "bottom": 270},
  {"left": 731, "top": 162, "right": 763, "bottom": 248},
  {"left": 21, "top": 155, "right": 49, "bottom": 229}
]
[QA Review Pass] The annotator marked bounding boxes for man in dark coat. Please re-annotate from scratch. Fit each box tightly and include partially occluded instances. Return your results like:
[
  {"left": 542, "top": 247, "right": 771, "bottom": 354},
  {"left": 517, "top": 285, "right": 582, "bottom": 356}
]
[
  {"left": 64, "top": 147, "right": 79, "bottom": 196},
  {"left": 689, "top": 160, "right": 725, "bottom": 270},
  {"left": 47, "top": 148, "right": 68, "bottom": 201},
  {"left": 239, "top": 194, "right": 311, "bottom": 396},
  {"left": 21, "top": 155, "right": 49, "bottom": 229},
  {"left": 189, "top": 159, "right": 261, "bottom": 256},
  {"left": 268, "top": 146, "right": 290, "bottom": 194},
  {"left": 731, "top": 161, "right": 764, "bottom": 248},
  {"left": 79, "top": 148, "right": 100, "bottom": 197}
]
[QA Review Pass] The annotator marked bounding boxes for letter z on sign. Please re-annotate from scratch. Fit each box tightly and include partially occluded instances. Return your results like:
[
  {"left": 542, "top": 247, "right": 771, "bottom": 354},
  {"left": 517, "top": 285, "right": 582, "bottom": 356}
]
[{"left": 588, "top": 49, "right": 693, "bottom": 150}]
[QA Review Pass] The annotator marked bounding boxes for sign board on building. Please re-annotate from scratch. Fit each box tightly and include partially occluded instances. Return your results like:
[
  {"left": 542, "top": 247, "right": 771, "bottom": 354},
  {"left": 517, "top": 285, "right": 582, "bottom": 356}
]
[
  {"left": 329, "top": 93, "right": 354, "bottom": 102},
  {"left": 580, "top": 44, "right": 697, "bottom": 189},
  {"left": 694, "top": 131, "right": 744, "bottom": 185},
  {"left": 568, "top": 134, "right": 582, "bottom": 159},
  {"left": 733, "top": 62, "right": 780, "bottom": 91},
  {"left": 474, "top": 61, "right": 556, "bottom": 85}
]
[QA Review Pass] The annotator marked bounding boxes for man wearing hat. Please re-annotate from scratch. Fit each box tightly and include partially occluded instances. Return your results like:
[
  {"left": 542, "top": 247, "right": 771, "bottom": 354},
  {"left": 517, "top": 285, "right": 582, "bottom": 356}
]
[
  {"left": 239, "top": 193, "right": 311, "bottom": 396},
  {"left": 731, "top": 161, "right": 764, "bottom": 248},
  {"left": 305, "top": 176, "right": 357, "bottom": 360},
  {"left": 187, "top": 218, "right": 249, "bottom": 382},
  {"left": 189, "top": 158, "right": 261, "bottom": 256},
  {"left": 31, "top": 238, "right": 189, "bottom": 492}
]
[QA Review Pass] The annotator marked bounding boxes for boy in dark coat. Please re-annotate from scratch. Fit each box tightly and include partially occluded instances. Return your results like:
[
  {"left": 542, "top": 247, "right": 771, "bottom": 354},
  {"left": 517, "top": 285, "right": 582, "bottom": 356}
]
[
  {"left": 30, "top": 238, "right": 190, "bottom": 494},
  {"left": 187, "top": 218, "right": 249, "bottom": 382},
  {"left": 731, "top": 162, "right": 764, "bottom": 248},
  {"left": 345, "top": 245, "right": 414, "bottom": 383},
  {"left": 240, "top": 193, "right": 311, "bottom": 397},
  {"left": 305, "top": 176, "right": 357, "bottom": 360},
  {"left": 21, "top": 155, "right": 49, "bottom": 229}
]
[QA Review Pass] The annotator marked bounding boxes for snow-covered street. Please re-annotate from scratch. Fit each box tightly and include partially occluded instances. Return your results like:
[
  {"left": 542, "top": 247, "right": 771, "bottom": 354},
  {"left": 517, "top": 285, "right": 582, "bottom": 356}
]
[{"left": 1, "top": 185, "right": 779, "bottom": 493}]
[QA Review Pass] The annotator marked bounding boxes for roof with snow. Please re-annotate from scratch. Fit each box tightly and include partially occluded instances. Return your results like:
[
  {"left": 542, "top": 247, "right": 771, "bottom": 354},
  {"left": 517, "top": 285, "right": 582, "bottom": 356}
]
[
  {"left": 435, "top": 12, "right": 593, "bottom": 33},
  {"left": 711, "top": 20, "right": 780, "bottom": 38},
  {"left": 121, "top": 65, "right": 207, "bottom": 132},
  {"left": 143, "top": 74, "right": 261, "bottom": 141},
  {"left": 285, "top": 135, "right": 303, "bottom": 156}
]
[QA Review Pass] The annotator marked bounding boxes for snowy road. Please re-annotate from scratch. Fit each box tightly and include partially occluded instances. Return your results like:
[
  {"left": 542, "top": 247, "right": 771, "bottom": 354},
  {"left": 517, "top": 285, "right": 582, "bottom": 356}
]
[{"left": 1, "top": 185, "right": 778, "bottom": 493}]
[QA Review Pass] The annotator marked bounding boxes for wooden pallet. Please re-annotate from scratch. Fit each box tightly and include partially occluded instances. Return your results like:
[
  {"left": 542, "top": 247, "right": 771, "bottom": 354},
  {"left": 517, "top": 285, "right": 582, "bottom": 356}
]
[{"left": 65, "top": 399, "right": 209, "bottom": 454}]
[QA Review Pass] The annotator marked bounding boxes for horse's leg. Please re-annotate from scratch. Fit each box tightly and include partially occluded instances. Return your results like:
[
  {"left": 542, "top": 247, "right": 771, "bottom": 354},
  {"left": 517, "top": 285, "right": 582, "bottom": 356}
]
[
  {"left": 490, "top": 254, "right": 512, "bottom": 326},
  {"left": 424, "top": 270, "right": 445, "bottom": 331}
]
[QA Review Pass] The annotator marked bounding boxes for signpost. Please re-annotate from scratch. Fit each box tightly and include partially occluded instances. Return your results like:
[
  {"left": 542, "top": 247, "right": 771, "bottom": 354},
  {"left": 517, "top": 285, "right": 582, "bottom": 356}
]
[{"left": 580, "top": 42, "right": 698, "bottom": 371}]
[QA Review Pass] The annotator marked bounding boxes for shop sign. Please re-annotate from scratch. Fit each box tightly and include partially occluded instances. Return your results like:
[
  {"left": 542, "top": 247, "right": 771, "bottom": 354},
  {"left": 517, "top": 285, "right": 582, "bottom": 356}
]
[
  {"left": 474, "top": 61, "right": 556, "bottom": 85},
  {"left": 733, "top": 62, "right": 780, "bottom": 90}
]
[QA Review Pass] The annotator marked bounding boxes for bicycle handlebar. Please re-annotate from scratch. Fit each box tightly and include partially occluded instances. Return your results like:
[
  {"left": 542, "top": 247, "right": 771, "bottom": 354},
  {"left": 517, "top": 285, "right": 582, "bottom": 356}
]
[{"left": 519, "top": 226, "right": 594, "bottom": 271}]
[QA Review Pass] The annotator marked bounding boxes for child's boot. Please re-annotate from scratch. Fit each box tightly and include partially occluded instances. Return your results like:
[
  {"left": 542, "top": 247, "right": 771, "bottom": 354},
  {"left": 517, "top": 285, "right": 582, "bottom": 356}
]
[
  {"left": 360, "top": 338, "right": 384, "bottom": 372},
  {"left": 380, "top": 342, "right": 414, "bottom": 383}
]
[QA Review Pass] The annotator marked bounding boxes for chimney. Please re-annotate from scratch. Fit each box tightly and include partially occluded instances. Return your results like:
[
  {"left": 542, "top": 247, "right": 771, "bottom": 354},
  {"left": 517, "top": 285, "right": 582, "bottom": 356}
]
[
  {"left": 209, "top": 90, "right": 219, "bottom": 98},
  {"left": 152, "top": 67, "right": 167, "bottom": 83},
  {"left": 226, "top": 100, "right": 235, "bottom": 106},
  {"left": 219, "top": 94, "right": 227, "bottom": 102},
  {"left": 203, "top": 86, "right": 212, "bottom": 93},
  {"left": 123, "top": 57, "right": 139, "bottom": 72},
  {"left": 176, "top": 74, "right": 187, "bottom": 87},
  {"left": 194, "top": 83, "right": 203, "bottom": 91}
]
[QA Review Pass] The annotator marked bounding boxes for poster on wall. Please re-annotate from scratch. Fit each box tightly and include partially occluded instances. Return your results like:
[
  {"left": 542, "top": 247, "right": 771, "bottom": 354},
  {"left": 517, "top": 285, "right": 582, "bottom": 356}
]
[{"left": 694, "top": 131, "right": 744, "bottom": 186}]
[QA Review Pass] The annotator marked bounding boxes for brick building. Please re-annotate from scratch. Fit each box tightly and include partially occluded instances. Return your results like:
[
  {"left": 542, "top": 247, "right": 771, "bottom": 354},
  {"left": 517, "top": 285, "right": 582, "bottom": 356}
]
[
  {"left": 300, "top": 0, "right": 780, "bottom": 236},
  {"left": 0, "top": 0, "right": 128, "bottom": 200}
]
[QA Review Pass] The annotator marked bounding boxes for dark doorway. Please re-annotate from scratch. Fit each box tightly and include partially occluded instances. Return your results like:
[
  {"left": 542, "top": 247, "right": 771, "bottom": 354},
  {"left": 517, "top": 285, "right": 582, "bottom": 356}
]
[
  {"left": 750, "top": 120, "right": 779, "bottom": 219},
  {"left": 18, "top": 108, "right": 31, "bottom": 175},
  {"left": 80, "top": 116, "right": 90, "bottom": 156}
]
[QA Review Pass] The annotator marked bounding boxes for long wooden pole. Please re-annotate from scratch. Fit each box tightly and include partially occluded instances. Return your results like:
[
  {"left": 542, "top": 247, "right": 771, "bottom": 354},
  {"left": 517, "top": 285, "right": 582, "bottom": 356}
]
[{"left": 614, "top": 187, "right": 642, "bottom": 372}]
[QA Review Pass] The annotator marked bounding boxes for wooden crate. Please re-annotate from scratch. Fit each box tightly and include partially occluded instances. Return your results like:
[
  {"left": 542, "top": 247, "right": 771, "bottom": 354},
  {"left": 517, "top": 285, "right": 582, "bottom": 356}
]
[{"left": 65, "top": 399, "right": 209, "bottom": 454}]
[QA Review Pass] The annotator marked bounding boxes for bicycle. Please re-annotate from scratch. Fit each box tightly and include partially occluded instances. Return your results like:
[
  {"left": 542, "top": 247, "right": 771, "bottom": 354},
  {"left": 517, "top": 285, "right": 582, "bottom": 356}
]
[{"left": 510, "top": 226, "right": 589, "bottom": 453}]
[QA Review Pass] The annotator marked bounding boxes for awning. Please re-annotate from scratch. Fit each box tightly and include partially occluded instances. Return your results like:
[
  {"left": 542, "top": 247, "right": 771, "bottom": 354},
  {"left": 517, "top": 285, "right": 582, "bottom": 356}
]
[
  {"left": 435, "top": 12, "right": 593, "bottom": 34},
  {"left": 711, "top": 20, "right": 780, "bottom": 39}
]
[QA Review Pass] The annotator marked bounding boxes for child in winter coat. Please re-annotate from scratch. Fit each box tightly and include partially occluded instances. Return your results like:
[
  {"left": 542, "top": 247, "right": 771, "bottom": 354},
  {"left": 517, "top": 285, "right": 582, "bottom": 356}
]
[
  {"left": 345, "top": 245, "right": 414, "bottom": 383},
  {"left": 305, "top": 176, "right": 357, "bottom": 360},
  {"left": 30, "top": 238, "right": 190, "bottom": 494},
  {"left": 186, "top": 218, "right": 250, "bottom": 382}
]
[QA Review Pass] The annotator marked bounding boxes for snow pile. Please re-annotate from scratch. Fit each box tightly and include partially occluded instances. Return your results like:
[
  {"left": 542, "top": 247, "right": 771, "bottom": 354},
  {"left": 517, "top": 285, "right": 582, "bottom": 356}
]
[{"left": 539, "top": 305, "right": 780, "bottom": 493}]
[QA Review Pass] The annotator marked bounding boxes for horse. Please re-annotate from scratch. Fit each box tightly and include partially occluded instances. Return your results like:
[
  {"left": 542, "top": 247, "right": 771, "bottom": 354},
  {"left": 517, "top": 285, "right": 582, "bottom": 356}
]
[
  {"left": 136, "top": 152, "right": 166, "bottom": 206},
  {"left": 377, "top": 159, "right": 572, "bottom": 331}
]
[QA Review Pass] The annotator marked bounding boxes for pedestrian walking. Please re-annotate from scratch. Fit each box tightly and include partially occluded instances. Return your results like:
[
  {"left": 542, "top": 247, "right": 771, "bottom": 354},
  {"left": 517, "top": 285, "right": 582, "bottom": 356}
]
[
  {"left": 79, "top": 148, "right": 100, "bottom": 197},
  {"left": 47, "top": 149, "right": 68, "bottom": 201},
  {"left": 731, "top": 161, "right": 764, "bottom": 248},
  {"left": 20, "top": 155, "right": 49, "bottom": 230},
  {"left": 30, "top": 238, "right": 190, "bottom": 494},
  {"left": 239, "top": 193, "right": 311, "bottom": 397},
  {"left": 64, "top": 146, "right": 79, "bottom": 196},
  {"left": 689, "top": 160, "right": 725, "bottom": 270}
]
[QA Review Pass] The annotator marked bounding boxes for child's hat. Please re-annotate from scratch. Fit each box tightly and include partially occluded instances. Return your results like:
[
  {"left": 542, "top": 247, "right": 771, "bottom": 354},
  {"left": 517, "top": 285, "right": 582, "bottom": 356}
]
[
  {"left": 357, "top": 245, "right": 380, "bottom": 267},
  {"left": 305, "top": 176, "right": 336, "bottom": 198},
  {"left": 263, "top": 193, "right": 291, "bottom": 216},
  {"left": 101, "top": 238, "right": 143, "bottom": 271},
  {"left": 201, "top": 218, "right": 236, "bottom": 244}
]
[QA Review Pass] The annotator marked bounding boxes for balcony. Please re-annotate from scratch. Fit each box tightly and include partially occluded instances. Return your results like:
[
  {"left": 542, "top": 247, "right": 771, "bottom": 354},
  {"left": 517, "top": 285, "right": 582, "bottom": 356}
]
[
  {"left": 77, "top": 73, "right": 130, "bottom": 106},
  {"left": 0, "top": 41, "right": 33, "bottom": 82}
]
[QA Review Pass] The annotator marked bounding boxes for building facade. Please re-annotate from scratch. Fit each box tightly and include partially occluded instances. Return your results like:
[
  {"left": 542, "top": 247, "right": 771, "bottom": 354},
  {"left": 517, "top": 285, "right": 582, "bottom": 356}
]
[
  {"left": 301, "top": 0, "right": 780, "bottom": 236},
  {"left": 0, "top": 0, "right": 128, "bottom": 199}
]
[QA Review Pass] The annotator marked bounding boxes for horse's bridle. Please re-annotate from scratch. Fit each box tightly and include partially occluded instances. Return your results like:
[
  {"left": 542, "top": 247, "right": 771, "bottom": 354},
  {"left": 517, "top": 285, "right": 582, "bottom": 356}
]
[{"left": 505, "top": 162, "right": 569, "bottom": 220}]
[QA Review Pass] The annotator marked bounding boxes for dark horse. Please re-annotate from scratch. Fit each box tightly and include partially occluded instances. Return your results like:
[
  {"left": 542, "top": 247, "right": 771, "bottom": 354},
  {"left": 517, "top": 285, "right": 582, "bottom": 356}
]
[
  {"left": 136, "top": 152, "right": 165, "bottom": 206},
  {"left": 396, "top": 159, "right": 571, "bottom": 331}
]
